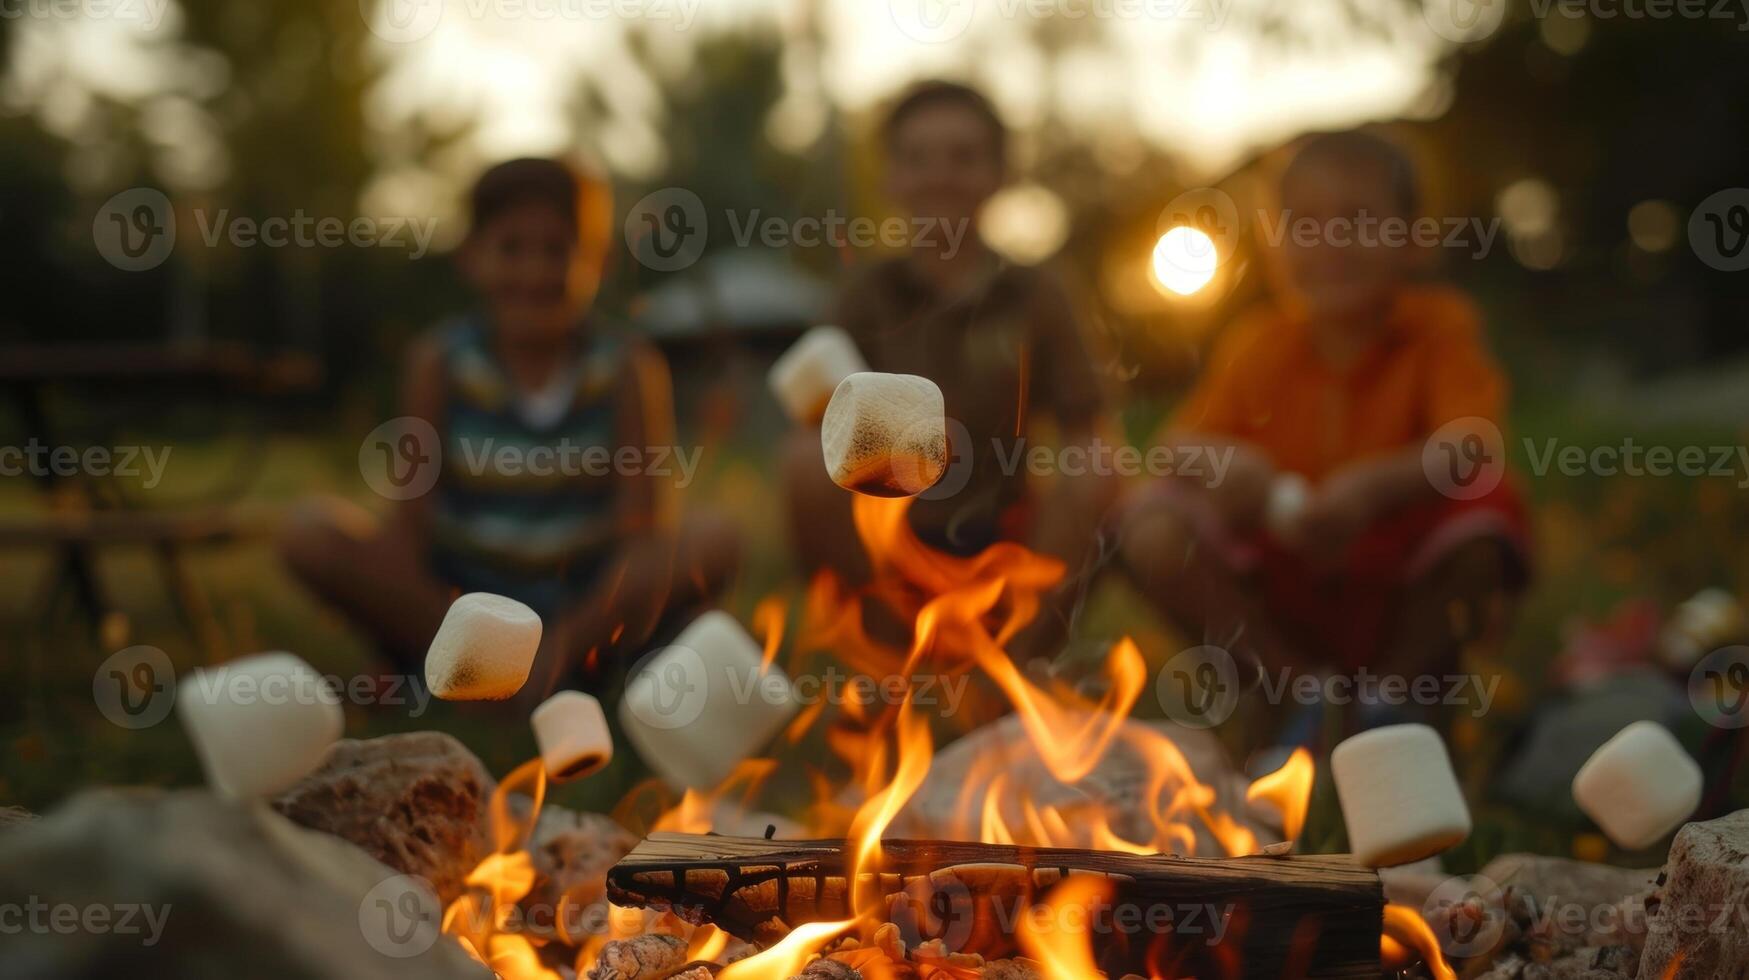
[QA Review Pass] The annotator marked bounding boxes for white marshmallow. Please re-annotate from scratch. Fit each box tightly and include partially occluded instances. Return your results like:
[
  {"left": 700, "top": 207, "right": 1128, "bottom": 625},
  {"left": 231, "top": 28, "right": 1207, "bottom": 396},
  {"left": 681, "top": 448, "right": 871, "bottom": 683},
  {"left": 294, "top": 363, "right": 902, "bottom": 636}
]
[
  {"left": 1658, "top": 588, "right": 1744, "bottom": 669},
  {"left": 820, "top": 372, "right": 947, "bottom": 497},
  {"left": 1332, "top": 724, "right": 1471, "bottom": 868},
  {"left": 1265, "top": 473, "right": 1310, "bottom": 540},
  {"left": 619, "top": 611, "right": 796, "bottom": 791},
  {"left": 769, "top": 325, "right": 870, "bottom": 424},
  {"left": 424, "top": 592, "right": 542, "bottom": 701},
  {"left": 1571, "top": 720, "right": 1702, "bottom": 850},
  {"left": 177, "top": 652, "right": 343, "bottom": 799},
  {"left": 532, "top": 690, "right": 613, "bottom": 782}
]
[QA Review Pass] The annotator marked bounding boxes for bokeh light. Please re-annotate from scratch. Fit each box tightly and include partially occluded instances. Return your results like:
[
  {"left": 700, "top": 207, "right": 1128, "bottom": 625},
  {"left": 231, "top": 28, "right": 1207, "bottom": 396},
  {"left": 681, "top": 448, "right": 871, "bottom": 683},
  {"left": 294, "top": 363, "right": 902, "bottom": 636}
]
[{"left": 1151, "top": 225, "right": 1219, "bottom": 296}]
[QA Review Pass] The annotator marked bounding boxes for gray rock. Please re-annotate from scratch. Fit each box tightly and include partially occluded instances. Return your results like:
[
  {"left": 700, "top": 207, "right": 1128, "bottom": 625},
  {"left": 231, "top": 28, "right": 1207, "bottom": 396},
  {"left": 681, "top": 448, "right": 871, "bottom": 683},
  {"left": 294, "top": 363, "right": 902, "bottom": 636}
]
[
  {"left": 1637, "top": 809, "right": 1749, "bottom": 979},
  {"left": 517, "top": 800, "right": 638, "bottom": 946},
  {"left": 1475, "top": 952, "right": 1530, "bottom": 979},
  {"left": 0, "top": 805, "right": 33, "bottom": 829},
  {"left": 273, "top": 731, "right": 495, "bottom": 906},
  {"left": 1524, "top": 946, "right": 1637, "bottom": 979},
  {"left": 1480, "top": 854, "right": 1659, "bottom": 954},
  {"left": 901, "top": 716, "right": 1260, "bottom": 853},
  {"left": 0, "top": 787, "right": 487, "bottom": 979},
  {"left": 1496, "top": 669, "right": 1687, "bottom": 816}
]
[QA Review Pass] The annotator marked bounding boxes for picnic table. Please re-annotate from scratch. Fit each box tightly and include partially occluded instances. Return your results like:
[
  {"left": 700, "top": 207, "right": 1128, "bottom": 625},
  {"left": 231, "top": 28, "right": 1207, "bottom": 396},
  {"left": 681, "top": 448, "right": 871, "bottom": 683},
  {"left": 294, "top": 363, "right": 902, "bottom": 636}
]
[{"left": 0, "top": 341, "right": 320, "bottom": 654}]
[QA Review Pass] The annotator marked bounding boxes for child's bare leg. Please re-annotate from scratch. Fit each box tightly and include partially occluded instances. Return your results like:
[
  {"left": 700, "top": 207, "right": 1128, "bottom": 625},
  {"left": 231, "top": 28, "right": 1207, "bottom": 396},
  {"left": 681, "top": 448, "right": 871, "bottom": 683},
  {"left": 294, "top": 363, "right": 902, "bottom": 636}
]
[
  {"left": 1012, "top": 472, "right": 1116, "bottom": 663},
  {"left": 1377, "top": 537, "right": 1517, "bottom": 734},
  {"left": 1117, "top": 494, "right": 1305, "bottom": 674},
  {"left": 531, "top": 512, "right": 741, "bottom": 691},
  {"left": 779, "top": 426, "right": 871, "bottom": 585},
  {"left": 277, "top": 496, "right": 453, "bottom": 669}
]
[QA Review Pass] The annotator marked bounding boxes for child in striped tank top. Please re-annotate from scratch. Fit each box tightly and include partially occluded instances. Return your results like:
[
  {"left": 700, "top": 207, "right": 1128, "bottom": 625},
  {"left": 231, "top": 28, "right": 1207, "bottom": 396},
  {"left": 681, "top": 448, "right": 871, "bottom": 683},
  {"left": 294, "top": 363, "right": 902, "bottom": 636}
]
[{"left": 282, "top": 158, "right": 738, "bottom": 696}]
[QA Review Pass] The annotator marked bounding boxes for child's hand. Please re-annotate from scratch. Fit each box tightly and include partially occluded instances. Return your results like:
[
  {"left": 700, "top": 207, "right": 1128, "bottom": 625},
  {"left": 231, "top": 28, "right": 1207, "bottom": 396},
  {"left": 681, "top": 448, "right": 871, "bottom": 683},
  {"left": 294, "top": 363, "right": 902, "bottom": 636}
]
[
  {"left": 1206, "top": 443, "right": 1277, "bottom": 530},
  {"left": 1291, "top": 465, "right": 1383, "bottom": 567}
]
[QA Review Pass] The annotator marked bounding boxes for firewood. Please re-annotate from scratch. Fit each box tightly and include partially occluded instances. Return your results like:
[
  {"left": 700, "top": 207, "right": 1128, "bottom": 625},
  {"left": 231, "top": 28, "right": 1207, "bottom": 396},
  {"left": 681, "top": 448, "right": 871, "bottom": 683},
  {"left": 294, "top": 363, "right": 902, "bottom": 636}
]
[{"left": 607, "top": 832, "right": 1383, "bottom": 978}]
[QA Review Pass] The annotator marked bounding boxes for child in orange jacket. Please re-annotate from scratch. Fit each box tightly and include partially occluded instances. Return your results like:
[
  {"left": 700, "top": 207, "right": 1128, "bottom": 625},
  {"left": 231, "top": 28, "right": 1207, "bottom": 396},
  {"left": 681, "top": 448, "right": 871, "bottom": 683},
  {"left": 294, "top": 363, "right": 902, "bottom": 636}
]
[{"left": 1121, "top": 131, "right": 1528, "bottom": 728}]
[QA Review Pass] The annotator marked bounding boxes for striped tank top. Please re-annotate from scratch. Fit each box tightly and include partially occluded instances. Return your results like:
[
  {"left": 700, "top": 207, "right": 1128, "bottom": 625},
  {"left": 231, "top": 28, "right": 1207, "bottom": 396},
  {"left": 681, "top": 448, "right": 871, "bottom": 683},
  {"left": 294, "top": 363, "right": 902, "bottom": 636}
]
[{"left": 428, "top": 313, "right": 627, "bottom": 613}]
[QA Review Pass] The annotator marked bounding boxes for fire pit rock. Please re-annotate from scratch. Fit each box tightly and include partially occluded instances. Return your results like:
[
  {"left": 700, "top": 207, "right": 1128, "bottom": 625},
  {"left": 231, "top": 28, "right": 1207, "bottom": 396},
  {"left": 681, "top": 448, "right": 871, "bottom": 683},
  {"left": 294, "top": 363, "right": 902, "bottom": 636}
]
[
  {"left": 1481, "top": 852, "right": 1659, "bottom": 955},
  {"left": 902, "top": 715, "right": 1259, "bottom": 850},
  {"left": 0, "top": 804, "right": 33, "bottom": 829},
  {"left": 1636, "top": 808, "right": 1749, "bottom": 980},
  {"left": 0, "top": 787, "right": 487, "bottom": 978},
  {"left": 518, "top": 798, "right": 638, "bottom": 944},
  {"left": 272, "top": 731, "right": 495, "bottom": 905}
]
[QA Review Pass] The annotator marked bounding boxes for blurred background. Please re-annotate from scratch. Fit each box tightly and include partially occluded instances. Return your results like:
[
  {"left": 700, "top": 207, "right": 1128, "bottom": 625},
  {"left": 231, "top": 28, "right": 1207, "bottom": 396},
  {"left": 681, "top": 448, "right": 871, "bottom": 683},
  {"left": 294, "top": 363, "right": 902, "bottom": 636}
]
[{"left": 3, "top": 0, "right": 1747, "bottom": 863}]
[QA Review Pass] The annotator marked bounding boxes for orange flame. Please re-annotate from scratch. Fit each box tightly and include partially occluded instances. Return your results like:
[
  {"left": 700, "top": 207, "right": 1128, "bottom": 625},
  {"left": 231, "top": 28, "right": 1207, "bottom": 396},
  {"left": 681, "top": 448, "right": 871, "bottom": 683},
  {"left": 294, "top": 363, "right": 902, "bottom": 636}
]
[
  {"left": 846, "top": 692, "right": 935, "bottom": 918},
  {"left": 1245, "top": 747, "right": 1314, "bottom": 845},
  {"left": 1018, "top": 875, "right": 1116, "bottom": 980},
  {"left": 718, "top": 919, "right": 857, "bottom": 980},
  {"left": 438, "top": 485, "right": 1330, "bottom": 978},
  {"left": 1382, "top": 904, "right": 1457, "bottom": 980}
]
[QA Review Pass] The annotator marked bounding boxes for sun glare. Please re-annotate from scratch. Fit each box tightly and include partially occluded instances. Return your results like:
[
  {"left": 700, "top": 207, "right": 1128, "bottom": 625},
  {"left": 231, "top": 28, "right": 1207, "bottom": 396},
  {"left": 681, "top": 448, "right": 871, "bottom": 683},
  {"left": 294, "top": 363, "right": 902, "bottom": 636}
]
[{"left": 1151, "top": 225, "right": 1219, "bottom": 296}]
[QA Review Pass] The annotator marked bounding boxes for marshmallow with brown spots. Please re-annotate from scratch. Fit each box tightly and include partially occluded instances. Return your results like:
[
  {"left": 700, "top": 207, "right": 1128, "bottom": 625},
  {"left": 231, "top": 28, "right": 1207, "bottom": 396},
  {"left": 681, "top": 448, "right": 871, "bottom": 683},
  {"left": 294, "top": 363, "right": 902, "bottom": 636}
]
[
  {"left": 769, "top": 325, "right": 869, "bottom": 424},
  {"left": 424, "top": 592, "right": 542, "bottom": 701},
  {"left": 820, "top": 372, "right": 947, "bottom": 497},
  {"left": 619, "top": 610, "right": 796, "bottom": 791},
  {"left": 532, "top": 690, "right": 612, "bottom": 782},
  {"left": 177, "top": 652, "right": 344, "bottom": 799},
  {"left": 1572, "top": 720, "right": 1703, "bottom": 850},
  {"left": 1332, "top": 724, "right": 1471, "bottom": 867}
]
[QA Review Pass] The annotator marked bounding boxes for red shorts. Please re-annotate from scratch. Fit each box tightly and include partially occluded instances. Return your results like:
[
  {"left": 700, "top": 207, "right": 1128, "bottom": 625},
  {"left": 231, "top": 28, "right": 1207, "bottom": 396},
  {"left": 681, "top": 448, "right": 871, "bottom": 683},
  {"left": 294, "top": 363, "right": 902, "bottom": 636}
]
[{"left": 1132, "top": 480, "right": 1531, "bottom": 670}]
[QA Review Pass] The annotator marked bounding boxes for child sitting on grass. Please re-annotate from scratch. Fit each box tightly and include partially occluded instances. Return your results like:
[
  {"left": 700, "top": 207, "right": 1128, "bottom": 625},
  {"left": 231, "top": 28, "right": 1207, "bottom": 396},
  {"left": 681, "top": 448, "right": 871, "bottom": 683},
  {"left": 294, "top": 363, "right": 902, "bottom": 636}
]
[
  {"left": 281, "top": 158, "right": 737, "bottom": 694},
  {"left": 1119, "top": 131, "right": 1530, "bottom": 732},
  {"left": 780, "top": 80, "right": 1117, "bottom": 663}
]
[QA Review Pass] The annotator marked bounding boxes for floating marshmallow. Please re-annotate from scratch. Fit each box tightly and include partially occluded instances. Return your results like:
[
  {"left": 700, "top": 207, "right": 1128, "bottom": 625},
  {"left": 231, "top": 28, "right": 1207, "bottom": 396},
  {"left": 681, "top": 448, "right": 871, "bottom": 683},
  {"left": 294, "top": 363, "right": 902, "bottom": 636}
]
[
  {"left": 769, "top": 325, "right": 870, "bottom": 424},
  {"left": 177, "top": 652, "right": 343, "bottom": 799},
  {"left": 619, "top": 611, "right": 796, "bottom": 791},
  {"left": 1658, "top": 588, "right": 1745, "bottom": 670},
  {"left": 821, "top": 372, "right": 948, "bottom": 497},
  {"left": 1572, "top": 720, "right": 1702, "bottom": 850},
  {"left": 532, "top": 690, "right": 612, "bottom": 782},
  {"left": 424, "top": 592, "right": 542, "bottom": 701},
  {"left": 1331, "top": 724, "right": 1471, "bottom": 868},
  {"left": 1265, "top": 473, "right": 1310, "bottom": 540}
]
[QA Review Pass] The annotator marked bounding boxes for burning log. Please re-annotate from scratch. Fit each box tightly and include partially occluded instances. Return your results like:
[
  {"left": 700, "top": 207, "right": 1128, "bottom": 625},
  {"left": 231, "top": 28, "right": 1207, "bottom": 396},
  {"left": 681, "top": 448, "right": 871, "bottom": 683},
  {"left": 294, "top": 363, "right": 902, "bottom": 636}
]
[{"left": 607, "top": 832, "right": 1384, "bottom": 978}]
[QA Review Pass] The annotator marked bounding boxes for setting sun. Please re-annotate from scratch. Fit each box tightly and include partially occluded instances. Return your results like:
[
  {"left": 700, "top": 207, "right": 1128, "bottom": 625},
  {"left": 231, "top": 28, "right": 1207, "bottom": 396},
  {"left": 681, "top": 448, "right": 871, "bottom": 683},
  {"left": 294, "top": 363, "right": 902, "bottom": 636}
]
[{"left": 1151, "top": 225, "right": 1220, "bottom": 295}]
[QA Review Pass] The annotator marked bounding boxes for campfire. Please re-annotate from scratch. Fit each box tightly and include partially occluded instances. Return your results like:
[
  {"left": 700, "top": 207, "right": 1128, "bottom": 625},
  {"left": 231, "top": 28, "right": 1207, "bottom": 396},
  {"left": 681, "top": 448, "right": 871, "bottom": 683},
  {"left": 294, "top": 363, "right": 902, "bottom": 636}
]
[{"left": 421, "top": 493, "right": 1451, "bottom": 980}]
